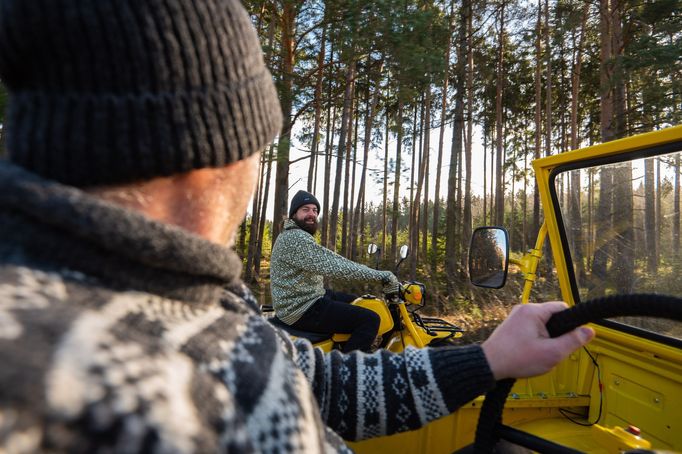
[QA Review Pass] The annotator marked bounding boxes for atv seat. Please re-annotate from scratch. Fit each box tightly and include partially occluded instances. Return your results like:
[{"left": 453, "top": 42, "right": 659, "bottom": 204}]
[{"left": 268, "top": 316, "right": 332, "bottom": 344}]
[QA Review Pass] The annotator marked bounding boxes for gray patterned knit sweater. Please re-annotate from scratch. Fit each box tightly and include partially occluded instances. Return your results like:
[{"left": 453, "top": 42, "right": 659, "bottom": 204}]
[
  {"left": 0, "top": 161, "right": 495, "bottom": 453},
  {"left": 271, "top": 219, "right": 396, "bottom": 324}
]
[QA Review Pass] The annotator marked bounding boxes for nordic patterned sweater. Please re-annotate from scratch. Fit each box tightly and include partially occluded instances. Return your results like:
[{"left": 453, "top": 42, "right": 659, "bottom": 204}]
[
  {"left": 271, "top": 219, "right": 397, "bottom": 324},
  {"left": 0, "top": 161, "right": 495, "bottom": 453}
]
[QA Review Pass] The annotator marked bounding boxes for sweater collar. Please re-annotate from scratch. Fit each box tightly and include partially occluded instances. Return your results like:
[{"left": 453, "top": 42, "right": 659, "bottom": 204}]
[
  {"left": 0, "top": 161, "right": 244, "bottom": 305},
  {"left": 283, "top": 218, "right": 299, "bottom": 230}
]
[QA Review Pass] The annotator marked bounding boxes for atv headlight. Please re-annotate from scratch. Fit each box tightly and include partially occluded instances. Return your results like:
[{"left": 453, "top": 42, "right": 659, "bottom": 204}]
[{"left": 403, "top": 282, "right": 425, "bottom": 306}]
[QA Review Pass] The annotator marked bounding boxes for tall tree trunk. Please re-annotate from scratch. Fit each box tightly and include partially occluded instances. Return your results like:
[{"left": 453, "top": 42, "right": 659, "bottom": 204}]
[
  {"left": 483, "top": 127, "right": 488, "bottom": 225},
  {"left": 320, "top": 68, "right": 337, "bottom": 248},
  {"left": 391, "top": 101, "right": 404, "bottom": 263},
  {"left": 422, "top": 125, "right": 430, "bottom": 265},
  {"left": 674, "top": 153, "right": 681, "bottom": 260},
  {"left": 411, "top": 90, "right": 431, "bottom": 278},
  {"left": 644, "top": 158, "right": 657, "bottom": 272},
  {"left": 329, "top": 61, "right": 355, "bottom": 252},
  {"left": 410, "top": 105, "right": 419, "bottom": 227},
  {"left": 544, "top": 0, "right": 552, "bottom": 157},
  {"left": 532, "top": 0, "right": 542, "bottom": 242},
  {"left": 600, "top": 0, "right": 615, "bottom": 143},
  {"left": 613, "top": 161, "right": 634, "bottom": 293},
  {"left": 490, "top": 142, "right": 496, "bottom": 224},
  {"left": 593, "top": 0, "right": 633, "bottom": 294},
  {"left": 592, "top": 0, "right": 615, "bottom": 296},
  {"left": 382, "top": 109, "right": 390, "bottom": 258},
  {"left": 245, "top": 153, "right": 266, "bottom": 282},
  {"left": 272, "top": 1, "right": 297, "bottom": 242},
  {"left": 446, "top": 17, "right": 466, "bottom": 294},
  {"left": 352, "top": 60, "right": 383, "bottom": 261},
  {"left": 432, "top": 4, "right": 454, "bottom": 275},
  {"left": 655, "top": 158, "right": 661, "bottom": 268},
  {"left": 341, "top": 89, "right": 356, "bottom": 256},
  {"left": 585, "top": 169, "right": 595, "bottom": 272},
  {"left": 254, "top": 144, "right": 275, "bottom": 279},
  {"left": 523, "top": 141, "right": 528, "bottom": 251},
  {"left": 610, "top": 0, "right": 633, "bottom": 292},
  {"left": 590, "top": 167, "right": 613, "bottom": 296},
  {"left": 569, "top": 0, "right": 589, "bottom": 282},
  {"left": 350, "top": 110, "right": 359, "bottom": 256},
  {"left": 461, "top": 0, "right": 473, "bottom": 276},
  {"left": 494, "top": 2, "right": 506, "bottom": 226},
  {"left": 308, "top": 21, "right": 328, "bottom": 192}
]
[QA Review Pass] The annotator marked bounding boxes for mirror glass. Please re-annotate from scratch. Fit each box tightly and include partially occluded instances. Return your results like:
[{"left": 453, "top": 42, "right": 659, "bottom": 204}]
[
  {"left": 399, "top": 245, "right": 409, "bottom": 259},
  {"left": 469, "top": 227, "right": 509, "bottom": 288},
  {"left": 367, "top": 243, "right": 378, "bottom": 255}
]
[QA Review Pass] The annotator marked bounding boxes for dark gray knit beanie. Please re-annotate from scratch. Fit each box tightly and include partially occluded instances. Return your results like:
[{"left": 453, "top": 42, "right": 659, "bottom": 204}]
[
  {"left": 0, "top": 0, "right": 282, "bottom": 186},
  {"left": 289, "top": 190, "right": 320, "bottom": 218}
]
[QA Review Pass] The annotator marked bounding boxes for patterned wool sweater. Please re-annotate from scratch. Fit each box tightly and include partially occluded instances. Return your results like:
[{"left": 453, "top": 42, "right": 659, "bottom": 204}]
[
  {"left": 0, "top": 161, "right": 495, "bottom": 453},
  {"left": 271, "top": 219, "right": 396, "bottom": 324}
]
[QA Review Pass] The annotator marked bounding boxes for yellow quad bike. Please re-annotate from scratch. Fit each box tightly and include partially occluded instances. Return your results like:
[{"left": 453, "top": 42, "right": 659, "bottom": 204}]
[
  {"left": 351, "top": 125, "right": 682, "bottom": 453},
  {"left": 265, "top": 244, "right": 463, "bottom": 353}
]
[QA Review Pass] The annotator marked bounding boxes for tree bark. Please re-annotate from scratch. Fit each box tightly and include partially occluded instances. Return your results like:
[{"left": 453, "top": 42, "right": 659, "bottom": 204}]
[
  {"left": 245, "top": 153, "right": 265, "bottom": 283},
  {"left": 532, "top": 0, "right": 542, "bottom": 243},
  {"left": 382, "top": 109, "right": 390, "bottom": 258},
  {"left": 446, "top": 16, "right": 465, "bottom": 293},
  {"left": 410, "top": 90, "right": 431, "bottom": 279},
  {"left": 254, "top": 144, "right": 275, "bottom": 279},
  {"left": 308, "top": 21, "right": 328, "bottom": 193},
  {"left": 432, "top": 4, "right": 454, "bottom": 275},
  {"left": 352, "top": 60, "right": 384, "bottom": 261},
  {"left": 320, "top": 63, "right": 337, "bottom": 248},
  {"left": 544, "top": 0, "right": 552, "bottom": 157},
  {"left": 342, "top": 91, "right": 357, "bottom": 257},
  {"left": 391, "top": 100, "right": 404, "bottom": 263},
  {"left": 674, "top": 153, "right": 681, "bottom": 259},
  {"left": 494, "top": 1, "right": 506, "bottom": 226},
  {"left": 329, "top": 61, "right": 355, "bottom": 252},
  {"left": 644, "top": 158, "right": 657, "bottom": 273},
  {"left": 271, "top": 1, "right": 297, "bottom": 242},
  {"left": 461, "top": 0, "right": 473, "bottom": 277},
  {"left": 569, "top": 0, "right": 589, "bottom": 282}
]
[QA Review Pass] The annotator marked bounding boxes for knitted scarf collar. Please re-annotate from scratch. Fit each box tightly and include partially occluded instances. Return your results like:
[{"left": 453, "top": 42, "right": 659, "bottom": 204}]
[{"left": 0, "top": 160, "right": 244, "bottom": 305}]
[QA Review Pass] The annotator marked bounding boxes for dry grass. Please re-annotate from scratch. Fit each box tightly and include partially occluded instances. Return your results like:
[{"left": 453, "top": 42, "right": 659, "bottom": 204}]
[{"left": 440, "top": 302, "right": 514, "bottom": 343}]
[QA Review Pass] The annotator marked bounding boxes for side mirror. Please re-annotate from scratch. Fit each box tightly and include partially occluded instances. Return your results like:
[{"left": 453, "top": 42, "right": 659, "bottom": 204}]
[
  {"left": 399, "top": 245, "right": 409, "bottom": 260},
  {"left": 469, "top": 227, "right": 509, "bottom": 289},
  {"left": 368, "top": 243, "right": 379, "bottom": 255}
]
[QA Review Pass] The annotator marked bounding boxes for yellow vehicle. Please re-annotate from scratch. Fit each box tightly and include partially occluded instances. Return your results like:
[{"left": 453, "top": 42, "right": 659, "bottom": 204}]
[
  {"left": 266, "top": 244, "right": 463, "bottom": 352},
  {"left": 351, "top": 125, "right": 682, "bottom": 453}
]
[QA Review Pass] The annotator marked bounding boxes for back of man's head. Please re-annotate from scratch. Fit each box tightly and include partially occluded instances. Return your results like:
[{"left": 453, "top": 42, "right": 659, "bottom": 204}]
[{"left": 0, "top": 0, "right": 281, "bottom": 187}]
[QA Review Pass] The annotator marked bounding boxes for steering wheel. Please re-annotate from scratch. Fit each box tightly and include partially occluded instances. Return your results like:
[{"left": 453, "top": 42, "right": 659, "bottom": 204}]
[{"left": 472, "top": 294, "right": 682, "bottom": 454}]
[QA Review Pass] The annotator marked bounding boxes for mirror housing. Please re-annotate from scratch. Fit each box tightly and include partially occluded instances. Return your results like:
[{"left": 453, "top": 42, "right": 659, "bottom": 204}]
[
  {"left": 368, "top": 243, "right": 379, "bottom": 255},
  {"left": 399, "top": 245, "right": 409, "bottom": 260},
  {"left": 469, "top": 227, "right": 509, "bottom": 289}
]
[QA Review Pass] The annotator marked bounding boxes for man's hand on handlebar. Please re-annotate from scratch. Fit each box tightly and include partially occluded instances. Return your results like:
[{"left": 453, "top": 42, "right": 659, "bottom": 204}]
[
  {"left": 481, "top": 301, "right": 595, "bottom": 381},
  {"left": 382, "top": 272, "right": 401, "bottom": 299}
]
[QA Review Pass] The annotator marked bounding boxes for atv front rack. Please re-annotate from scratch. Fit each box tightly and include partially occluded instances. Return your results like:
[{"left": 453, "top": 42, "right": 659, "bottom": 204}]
[{"left": 412, "top": 313, "right": 464, "bottom": 338}]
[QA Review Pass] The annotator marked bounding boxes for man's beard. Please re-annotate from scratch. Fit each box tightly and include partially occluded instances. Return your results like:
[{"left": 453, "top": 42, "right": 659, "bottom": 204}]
[{"left": 294, "top": 217, "right": 318, "bottom": 235}]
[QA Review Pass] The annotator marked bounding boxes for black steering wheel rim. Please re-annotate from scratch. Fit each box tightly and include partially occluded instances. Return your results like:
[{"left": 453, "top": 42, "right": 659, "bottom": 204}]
[{"left": 472, "top": 293, "right": 682, "bottom": 454}]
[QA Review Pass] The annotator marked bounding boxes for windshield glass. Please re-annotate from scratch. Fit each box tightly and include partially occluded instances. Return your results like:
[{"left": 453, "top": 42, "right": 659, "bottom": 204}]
[{"left": 555, "top": 148, "right": 682, "bottom": 341}]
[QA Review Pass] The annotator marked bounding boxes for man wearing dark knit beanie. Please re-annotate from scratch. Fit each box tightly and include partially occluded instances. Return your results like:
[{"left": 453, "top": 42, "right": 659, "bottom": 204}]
[
  {"left": 271, "top": 190, "right": 402, "bottom": 353},
  {"left": 0, "top": 0, "right": 595, "bottom": 452}
]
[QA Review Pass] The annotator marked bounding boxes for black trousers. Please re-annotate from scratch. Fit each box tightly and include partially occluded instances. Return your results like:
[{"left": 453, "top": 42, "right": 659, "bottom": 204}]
[{"left": 291, "top": 289, "right": 380, "bottom": 353}]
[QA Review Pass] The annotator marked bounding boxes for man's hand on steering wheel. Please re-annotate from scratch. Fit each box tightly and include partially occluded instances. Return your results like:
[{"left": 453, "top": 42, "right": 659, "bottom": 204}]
[{"left": 481, "top": 301, "right": 595, "bottom": 380}]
